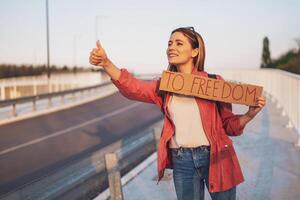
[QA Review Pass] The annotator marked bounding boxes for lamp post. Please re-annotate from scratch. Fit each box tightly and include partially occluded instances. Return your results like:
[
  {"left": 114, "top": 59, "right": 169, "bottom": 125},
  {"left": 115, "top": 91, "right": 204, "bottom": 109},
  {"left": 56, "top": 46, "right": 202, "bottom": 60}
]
[
  {"left": 73, "top": 34, "right": 82, "bottom": 68},
  {"left": 46, "top": 0, "right": 50, "bottom": 79},
  {"left": 95, "top": 15, "right": 107, "bottom": 41}
]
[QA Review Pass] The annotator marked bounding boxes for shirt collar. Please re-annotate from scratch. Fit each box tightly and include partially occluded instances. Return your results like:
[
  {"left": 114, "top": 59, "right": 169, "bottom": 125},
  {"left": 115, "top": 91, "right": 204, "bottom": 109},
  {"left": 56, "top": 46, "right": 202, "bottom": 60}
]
[{"left": 192, "top": 67, "right": 207, "bottom": 77}]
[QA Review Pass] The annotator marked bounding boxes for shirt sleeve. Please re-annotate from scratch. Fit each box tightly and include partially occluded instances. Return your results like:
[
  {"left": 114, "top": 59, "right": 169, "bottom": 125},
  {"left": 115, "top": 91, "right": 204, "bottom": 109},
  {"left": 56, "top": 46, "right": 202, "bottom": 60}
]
[
  {"left": 111, "top": 68, "right": 162, "bottom": 105},
  {"left": 216, "top": 75, "right": 245, "bottom": 136}
]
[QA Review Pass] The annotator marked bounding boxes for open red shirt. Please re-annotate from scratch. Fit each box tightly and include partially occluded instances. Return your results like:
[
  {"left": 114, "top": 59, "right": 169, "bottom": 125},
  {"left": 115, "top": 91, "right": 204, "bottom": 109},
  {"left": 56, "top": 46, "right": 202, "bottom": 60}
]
[{"left": 111, "top": 67, "right": 245, "bottom": 192}]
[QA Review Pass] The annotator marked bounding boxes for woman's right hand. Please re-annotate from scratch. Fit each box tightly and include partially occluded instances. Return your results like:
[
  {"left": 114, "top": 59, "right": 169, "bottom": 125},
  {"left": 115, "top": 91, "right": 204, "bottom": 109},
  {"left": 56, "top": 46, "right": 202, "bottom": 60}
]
[{"left": 89, "top": 40, "right": 109, "bottom": 68}]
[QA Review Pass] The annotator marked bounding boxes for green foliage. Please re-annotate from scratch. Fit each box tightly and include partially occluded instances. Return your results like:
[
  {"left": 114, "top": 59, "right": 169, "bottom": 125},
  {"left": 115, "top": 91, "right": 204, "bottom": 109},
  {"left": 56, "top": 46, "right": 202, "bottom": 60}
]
[
  {"left": 278, "top": 52, "right": 300, "bottom": 74},
  {"left": 270, "top": 49, "right": 299, "bottom": 74},
  {"left": 271, "top": 50, "right": 298, "bottom": 69},
  {"left": 260, "top": 36, "right": 300, "bottom": 75}
]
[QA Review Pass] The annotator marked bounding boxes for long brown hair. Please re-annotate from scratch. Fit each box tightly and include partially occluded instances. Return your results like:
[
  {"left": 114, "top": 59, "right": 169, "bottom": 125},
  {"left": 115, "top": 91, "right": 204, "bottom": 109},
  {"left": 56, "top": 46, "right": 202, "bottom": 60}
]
[
  {"left": 167, "top": 27, "right": 206, "bottom": 72},
  {"left": 157, "top": 27, "right": 206, "bottom": 110}
]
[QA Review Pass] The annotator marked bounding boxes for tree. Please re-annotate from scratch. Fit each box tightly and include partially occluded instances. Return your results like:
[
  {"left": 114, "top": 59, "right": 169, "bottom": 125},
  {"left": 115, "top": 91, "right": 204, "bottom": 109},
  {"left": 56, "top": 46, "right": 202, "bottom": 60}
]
[
  {"left": 272, "top": 49, "right": 297, "bottom": 69},
  {"left": 260, "top": 37, "right": 272, "bottom": 68},
  {"left": 73, "top": 66, "right": 77, "bottom": 74},
  {"left": 62, "top": 65, "right": 69, "bottom": 72}
]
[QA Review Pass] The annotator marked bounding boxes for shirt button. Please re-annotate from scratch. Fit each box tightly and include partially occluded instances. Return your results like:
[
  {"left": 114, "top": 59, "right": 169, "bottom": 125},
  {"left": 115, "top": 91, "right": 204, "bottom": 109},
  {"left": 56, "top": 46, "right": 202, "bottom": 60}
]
[{"left": 224, "top": 144, "right": 228, "bottom": 147}]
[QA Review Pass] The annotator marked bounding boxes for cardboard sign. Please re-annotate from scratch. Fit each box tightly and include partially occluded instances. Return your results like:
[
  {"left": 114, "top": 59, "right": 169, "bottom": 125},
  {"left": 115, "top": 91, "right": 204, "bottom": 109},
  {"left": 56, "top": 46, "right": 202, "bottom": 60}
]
[{"left": 159, "top": 70, "right": 263, "bottom": 106}]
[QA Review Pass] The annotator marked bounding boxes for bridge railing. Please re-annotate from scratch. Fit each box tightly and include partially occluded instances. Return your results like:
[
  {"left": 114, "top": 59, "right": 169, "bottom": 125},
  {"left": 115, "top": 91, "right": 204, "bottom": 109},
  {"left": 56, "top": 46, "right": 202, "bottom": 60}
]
[
  {"left": 0, "top": 78, "right": 153, "bottom": 120},
  {"left": 0, "top": 81, "right": 113, "bottom": 118},
  {"left": 210, "top": 68, "right": 300, "bottom": 146},
  {"left": 0, "top": 72, "right": 105, "bottom": 100}
]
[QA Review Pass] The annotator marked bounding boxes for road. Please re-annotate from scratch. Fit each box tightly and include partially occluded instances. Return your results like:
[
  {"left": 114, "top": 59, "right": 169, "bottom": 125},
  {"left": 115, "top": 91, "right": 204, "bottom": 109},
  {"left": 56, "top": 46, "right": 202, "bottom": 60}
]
[{"left": 0, "top": 92, "right": 162, "bottom": 196}]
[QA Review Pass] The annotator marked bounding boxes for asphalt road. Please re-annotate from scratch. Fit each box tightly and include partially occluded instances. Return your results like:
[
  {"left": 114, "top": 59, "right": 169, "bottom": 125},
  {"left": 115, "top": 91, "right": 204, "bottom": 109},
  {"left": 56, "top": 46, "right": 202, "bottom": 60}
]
[{"left": 0, "top": 92, "right": 163, "bottom": 196}]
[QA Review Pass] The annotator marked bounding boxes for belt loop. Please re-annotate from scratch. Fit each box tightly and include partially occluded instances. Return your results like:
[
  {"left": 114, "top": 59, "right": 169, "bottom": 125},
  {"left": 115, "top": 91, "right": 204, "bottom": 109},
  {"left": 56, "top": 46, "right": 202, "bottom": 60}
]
[{"left": 179, "top": 147, "right": 183, "bottom": 153}]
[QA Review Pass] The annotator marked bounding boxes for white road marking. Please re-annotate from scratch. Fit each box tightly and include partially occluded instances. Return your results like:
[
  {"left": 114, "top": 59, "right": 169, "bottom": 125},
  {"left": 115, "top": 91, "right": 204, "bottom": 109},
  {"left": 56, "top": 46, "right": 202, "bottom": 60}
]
[{"left": 0, "top": 102, "right": 142, "bottom": 156}]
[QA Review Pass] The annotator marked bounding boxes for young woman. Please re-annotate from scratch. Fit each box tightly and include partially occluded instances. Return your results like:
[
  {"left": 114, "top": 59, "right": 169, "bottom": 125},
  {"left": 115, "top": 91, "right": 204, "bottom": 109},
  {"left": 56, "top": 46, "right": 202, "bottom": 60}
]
[{"left": 89, "top": 27, "right": 266, "bottom": 200}]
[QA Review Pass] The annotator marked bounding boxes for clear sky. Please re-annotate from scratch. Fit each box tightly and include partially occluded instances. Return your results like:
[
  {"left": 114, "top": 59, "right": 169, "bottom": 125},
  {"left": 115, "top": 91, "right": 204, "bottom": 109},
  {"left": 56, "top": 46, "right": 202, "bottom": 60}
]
[{"left": 0, "top": 0, "right": 299, "bottom": 74}]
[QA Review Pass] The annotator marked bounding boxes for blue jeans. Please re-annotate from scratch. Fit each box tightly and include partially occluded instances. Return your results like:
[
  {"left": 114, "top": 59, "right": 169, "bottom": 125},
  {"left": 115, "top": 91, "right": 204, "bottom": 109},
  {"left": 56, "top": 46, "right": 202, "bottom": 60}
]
[{"left": 171, "top": 146, "right": 236, "bottom": 200}]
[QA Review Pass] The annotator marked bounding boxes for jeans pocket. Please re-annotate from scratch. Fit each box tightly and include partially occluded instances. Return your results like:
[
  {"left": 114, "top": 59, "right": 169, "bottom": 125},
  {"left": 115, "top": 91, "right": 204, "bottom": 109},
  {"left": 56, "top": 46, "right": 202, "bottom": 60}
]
[
  {"left": 171, "top": 148, "right": 183, "bottom": 160},
  {"left": 202, "top": 147, "right": 210, "bottom": 154}
]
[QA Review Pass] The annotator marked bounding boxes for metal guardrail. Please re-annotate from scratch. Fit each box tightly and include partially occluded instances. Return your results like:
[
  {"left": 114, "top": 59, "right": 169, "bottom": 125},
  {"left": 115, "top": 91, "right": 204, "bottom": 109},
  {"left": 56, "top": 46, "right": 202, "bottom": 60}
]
[
  {"left": 0, "top": 81, "right": 112, "bottom": 117},
  {"left": 0, "top": 121, "right": 163, "bottom": 200},
  {"left": 0, "top": 74, "right": 157, "bottom": 118}
]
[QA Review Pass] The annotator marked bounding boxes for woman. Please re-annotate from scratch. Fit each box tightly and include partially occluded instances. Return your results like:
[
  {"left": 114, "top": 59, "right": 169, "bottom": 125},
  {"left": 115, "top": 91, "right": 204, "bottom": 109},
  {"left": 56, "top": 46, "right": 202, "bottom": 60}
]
[{"left": 89, "top": 27, "right": 266, "bottom": 200}]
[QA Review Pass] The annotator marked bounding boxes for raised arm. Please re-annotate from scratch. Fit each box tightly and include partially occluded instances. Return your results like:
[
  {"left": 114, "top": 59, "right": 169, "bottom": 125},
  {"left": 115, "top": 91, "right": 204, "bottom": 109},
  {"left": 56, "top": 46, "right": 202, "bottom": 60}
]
[
  {"left": 89, "top": 40, "right": 121, "bottom": 81},
  {"left": 89, "top": 40, "right": 162, "bottom": 105}
]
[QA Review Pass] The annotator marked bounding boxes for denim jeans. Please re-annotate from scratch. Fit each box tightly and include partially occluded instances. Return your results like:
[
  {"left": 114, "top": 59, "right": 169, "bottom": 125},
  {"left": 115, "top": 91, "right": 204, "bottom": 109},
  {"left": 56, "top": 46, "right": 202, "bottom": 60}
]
[{"left": 171, "top": 146, "right": 236, "bottom": 200}]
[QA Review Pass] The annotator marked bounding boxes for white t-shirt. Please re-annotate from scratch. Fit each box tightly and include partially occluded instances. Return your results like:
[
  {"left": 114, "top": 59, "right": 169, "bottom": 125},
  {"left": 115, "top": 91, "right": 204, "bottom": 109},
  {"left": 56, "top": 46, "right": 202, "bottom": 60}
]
[{"left": 167, "top": 93, "right": 210, "bottom": 148}]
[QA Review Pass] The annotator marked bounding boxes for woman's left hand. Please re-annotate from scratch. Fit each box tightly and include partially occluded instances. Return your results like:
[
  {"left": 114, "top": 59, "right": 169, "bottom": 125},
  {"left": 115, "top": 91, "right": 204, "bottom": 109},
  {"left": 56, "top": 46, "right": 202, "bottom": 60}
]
[{"left": 246, "top": 96, "right": 266, "bottom": 119}]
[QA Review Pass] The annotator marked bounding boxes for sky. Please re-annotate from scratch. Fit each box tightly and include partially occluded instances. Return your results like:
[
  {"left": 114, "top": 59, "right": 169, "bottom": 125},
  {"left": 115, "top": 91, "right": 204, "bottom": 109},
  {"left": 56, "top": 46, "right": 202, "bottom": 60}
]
[{"left": 0, "top": 0, "right": 299, "bottom": 74}]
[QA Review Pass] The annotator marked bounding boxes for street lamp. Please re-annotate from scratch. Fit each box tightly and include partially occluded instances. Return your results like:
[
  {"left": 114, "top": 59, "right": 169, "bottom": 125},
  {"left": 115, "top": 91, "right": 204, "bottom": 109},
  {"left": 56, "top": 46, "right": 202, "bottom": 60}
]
[
  {"left": 46, "top": 0, "right": 50, "bottom": 79},
  {"left": 73, "top": 34, "right": 82, "bottom": 68},
  {"left": 95, "top": 15, "right": 107, "bottom": 41}
]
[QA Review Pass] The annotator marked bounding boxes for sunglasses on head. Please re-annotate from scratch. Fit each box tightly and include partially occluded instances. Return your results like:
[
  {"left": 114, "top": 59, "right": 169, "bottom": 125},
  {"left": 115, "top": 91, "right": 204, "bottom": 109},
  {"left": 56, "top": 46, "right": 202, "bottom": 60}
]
[
  {"left": 182, "top": 26, "right": 196, "bottom": 35},
  {"left": 181, "top": 26, "right": 198, "bottom": 47}
]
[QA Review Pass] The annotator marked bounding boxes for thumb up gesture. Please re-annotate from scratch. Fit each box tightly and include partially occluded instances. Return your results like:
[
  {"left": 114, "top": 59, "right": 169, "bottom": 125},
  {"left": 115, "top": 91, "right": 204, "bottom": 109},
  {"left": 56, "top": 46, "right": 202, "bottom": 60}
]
[{"left": 89, "top": 40, "right": 109, "bottom": 67}]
